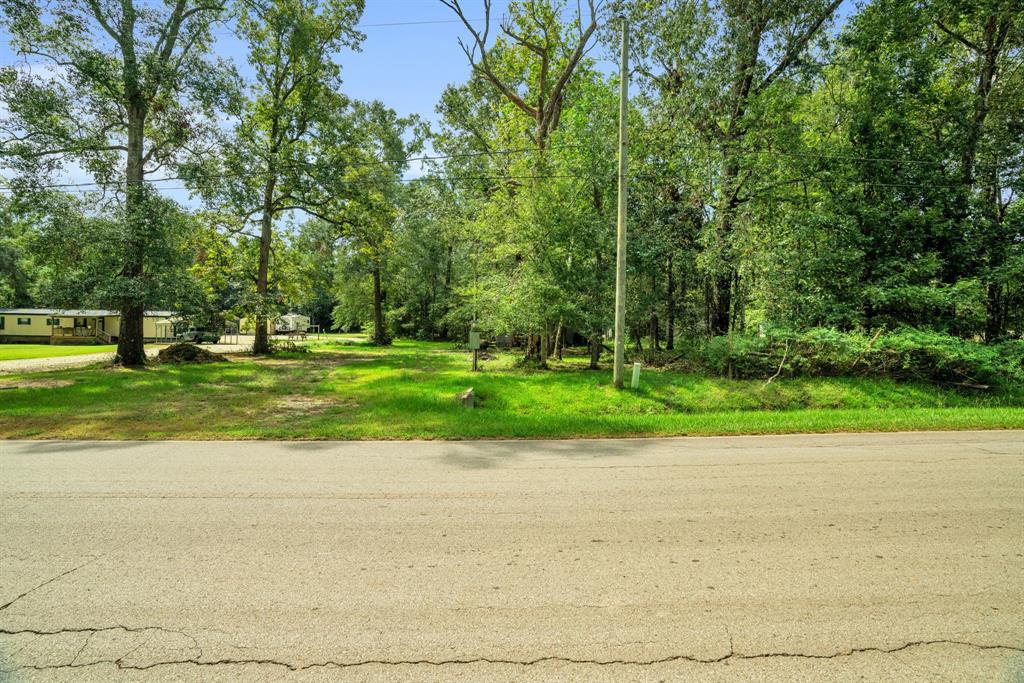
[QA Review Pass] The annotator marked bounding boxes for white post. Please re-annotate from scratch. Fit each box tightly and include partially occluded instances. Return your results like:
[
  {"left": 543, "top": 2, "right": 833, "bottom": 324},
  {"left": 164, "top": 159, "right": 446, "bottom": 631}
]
[{"left": 631, "top": 362, "right": 641, "bottom": 389}]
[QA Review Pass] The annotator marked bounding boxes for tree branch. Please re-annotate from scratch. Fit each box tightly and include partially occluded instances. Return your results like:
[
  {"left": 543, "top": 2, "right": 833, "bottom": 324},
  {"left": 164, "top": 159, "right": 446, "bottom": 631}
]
[
  {"left": 935, "top": 19, "right": 982, "bottom": 52},
  {"left": 755, "top": 0, "right": 843, "bottom": 95}
]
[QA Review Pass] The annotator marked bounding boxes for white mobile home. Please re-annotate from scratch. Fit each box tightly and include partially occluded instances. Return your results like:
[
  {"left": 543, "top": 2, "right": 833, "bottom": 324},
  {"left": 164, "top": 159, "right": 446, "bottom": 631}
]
[
  {"left": 0, "top": 308, "right": 177, "bottom": 344},
  {"left": 276, "top": 313, "right": 311, "bottom": 334}
]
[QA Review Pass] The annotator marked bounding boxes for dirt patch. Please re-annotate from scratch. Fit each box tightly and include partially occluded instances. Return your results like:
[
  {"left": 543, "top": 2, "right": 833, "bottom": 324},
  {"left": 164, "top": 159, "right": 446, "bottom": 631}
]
[
  {"left": 238, "top": 353, "right": 375, "bottom": 367},
  {"left": 158, "top": 343, "right": 227, "bottom": 364},
  {"left": 250, "top": 357, "right": 306, "bottom": 366},
  {"left": 273, "top": 396, "right": 344, "bottom": 415},
  {"left": 0, "top": 379, "right": 75, "bottom": 390},
  {"left": 319, "top": 354, "right": 378, "bottom": 366}
]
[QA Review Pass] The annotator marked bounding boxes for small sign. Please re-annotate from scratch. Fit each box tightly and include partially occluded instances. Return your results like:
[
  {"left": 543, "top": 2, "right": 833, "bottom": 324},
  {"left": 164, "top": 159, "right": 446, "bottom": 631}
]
[{"left": 468, "top": 331, "right": 481, "bottom": 350}]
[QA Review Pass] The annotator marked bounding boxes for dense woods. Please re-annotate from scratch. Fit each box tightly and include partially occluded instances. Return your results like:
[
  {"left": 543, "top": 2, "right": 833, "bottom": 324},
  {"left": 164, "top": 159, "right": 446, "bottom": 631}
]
[{"left": 1, "top": 0, "right": 1021, "bottom": 369}]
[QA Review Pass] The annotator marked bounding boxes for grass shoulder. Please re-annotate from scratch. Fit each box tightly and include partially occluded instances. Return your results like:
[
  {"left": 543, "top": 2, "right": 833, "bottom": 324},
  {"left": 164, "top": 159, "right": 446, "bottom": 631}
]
[{"left": 0, "top": 338, "right": 1021, "bottom": 440}]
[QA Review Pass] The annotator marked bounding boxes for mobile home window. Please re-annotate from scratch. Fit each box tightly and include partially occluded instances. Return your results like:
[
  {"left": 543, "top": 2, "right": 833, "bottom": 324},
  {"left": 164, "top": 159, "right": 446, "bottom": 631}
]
[
  {"left": 0, "top": 316, "right": 4, "bottom": 330},
  {"left": 17, "top": 317, "right": 32, "bottom": 325},
  {"left": 46, "top": 318, "right": 60, "bottom": 326}
]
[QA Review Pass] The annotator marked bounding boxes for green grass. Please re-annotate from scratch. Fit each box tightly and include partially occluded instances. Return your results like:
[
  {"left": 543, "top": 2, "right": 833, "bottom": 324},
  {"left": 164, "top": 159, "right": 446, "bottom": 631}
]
[
  {"left": 0, "top": 343, "right": 170, "bottom": 362},
  {"left": 1, "top": 339, "right": 1022, "bottom": 440},
  {"left": 0, "top": 344, "right": 123, "bottom": 361}
]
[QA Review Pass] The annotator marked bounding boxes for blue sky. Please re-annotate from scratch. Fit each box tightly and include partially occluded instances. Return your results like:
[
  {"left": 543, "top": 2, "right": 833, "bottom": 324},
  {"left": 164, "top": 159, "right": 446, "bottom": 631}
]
[{"left": 214, "top": 0, "right": 525, "bottom": 128}]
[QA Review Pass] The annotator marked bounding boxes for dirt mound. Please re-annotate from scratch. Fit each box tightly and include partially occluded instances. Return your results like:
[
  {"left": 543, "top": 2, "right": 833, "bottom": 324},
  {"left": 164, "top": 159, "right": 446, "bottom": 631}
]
[{"left": 157, "top": 343, "right": 227, "bottom": 364}]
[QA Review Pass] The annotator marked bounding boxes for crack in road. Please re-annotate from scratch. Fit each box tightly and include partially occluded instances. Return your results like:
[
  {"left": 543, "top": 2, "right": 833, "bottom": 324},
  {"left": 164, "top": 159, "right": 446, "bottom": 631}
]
[
  {"left": 0, "top": 557, "right": 100, "bottom": 612},
  {"left": 0, "top": 536, "right": 138, "bottom": 613},
  {"left": 2, "top": 626, "right": 1022, "bottom": 673}
]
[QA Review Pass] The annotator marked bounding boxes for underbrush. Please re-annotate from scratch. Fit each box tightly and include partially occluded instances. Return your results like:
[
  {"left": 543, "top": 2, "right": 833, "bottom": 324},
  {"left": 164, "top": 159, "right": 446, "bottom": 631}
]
[{"left": 644, "top": 328, "right": 1023, "bottom": 388}]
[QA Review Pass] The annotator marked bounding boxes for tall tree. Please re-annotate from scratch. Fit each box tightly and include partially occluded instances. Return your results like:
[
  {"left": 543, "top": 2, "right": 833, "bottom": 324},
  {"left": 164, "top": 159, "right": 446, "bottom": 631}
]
[
  {"left": 932, "top": 0, "right": 1020, "bottom": 339},
  {"left": 217, "top": 0, "right": 364, "bottom": 353},
  {"left": 442, "top": 0, "right": 602, "bottom": 363},
  {"left": 441, "top": 0, "right": 599, "bottom": 153},
  {"left": 330, "top": 101, "right": 420, "bottom": 346},
  {"left": 0, "top": 0, "right": 233, "bottom": 365},
  {"left": 626, "top": 0, "right": 843, "bottom": 335}
]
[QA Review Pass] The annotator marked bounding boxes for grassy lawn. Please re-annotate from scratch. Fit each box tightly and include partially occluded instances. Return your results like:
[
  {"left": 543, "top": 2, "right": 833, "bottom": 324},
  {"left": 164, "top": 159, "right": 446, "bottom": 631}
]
[
  {"left": 1, "top": 339, "right": 1022, "bottom": 440},
  {"left": 0, "top": 343, "right": 169, "bottom": 362},
  {"left": 0, "top": 344, "right": 123, "bottom": 361}
]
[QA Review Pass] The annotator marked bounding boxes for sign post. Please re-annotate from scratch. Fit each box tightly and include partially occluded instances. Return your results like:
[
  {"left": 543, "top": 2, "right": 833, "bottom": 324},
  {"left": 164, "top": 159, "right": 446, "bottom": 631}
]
[{"left": 469, "top": 329, "right": 481, "bottom": 371}]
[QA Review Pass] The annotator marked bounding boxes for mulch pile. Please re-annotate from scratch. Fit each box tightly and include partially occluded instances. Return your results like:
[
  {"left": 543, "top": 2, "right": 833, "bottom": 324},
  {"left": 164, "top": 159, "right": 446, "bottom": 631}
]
[{"left": 157, "top": 342, "right": 227, "bottom": 364}]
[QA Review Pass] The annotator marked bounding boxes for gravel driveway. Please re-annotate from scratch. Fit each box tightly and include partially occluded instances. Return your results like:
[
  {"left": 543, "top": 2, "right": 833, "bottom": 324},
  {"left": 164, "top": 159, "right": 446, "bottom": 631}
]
[{"left": 0, "top": 342, "right": 253, "bottom": 375}]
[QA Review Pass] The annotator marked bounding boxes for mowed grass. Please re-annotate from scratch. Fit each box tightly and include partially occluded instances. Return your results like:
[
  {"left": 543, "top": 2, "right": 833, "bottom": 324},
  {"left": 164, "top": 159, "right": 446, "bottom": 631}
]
[
  {"left": 0, "top": 344, "right": 122, "bottom": 361},
  {"left": 1, "top": 339, "right": 1022, "bottom": 440}
]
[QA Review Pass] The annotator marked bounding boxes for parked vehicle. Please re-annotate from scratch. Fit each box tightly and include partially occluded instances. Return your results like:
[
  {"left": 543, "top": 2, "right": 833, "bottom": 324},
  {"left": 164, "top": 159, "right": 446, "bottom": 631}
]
[{"left": 176, "top": 328, "right": 220, "bottom": 344}]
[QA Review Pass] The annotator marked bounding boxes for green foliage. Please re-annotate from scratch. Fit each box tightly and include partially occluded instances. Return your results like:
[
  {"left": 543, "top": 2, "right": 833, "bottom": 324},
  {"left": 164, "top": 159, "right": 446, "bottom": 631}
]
[
  {"left": 22, "top": 188, "right": 201, "bottom": 312},
  {"left": 2, "top": 0, "right": 1021, "bottom": 379},
  {"left": 0, "top": 196, "right": 40, "bottom": 306},
  {"left": 700, "top": 328, "right": 1024, "bottom": 387}
]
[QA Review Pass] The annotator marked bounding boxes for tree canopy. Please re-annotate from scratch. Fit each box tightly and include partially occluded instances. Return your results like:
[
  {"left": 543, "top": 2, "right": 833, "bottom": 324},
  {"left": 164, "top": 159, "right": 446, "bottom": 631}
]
[{"left": 1, "top": 0, "right": 1021, "bottom": 362}]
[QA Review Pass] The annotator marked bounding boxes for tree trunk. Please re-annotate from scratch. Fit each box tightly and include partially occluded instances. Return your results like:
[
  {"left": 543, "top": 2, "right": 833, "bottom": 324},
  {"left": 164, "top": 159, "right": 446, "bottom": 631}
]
[
  {"left": 253, "top": 178, "right": 276, "bottom": 355},
  {"left": 711, "top": 274, "right": 732, "bottom": 336},
  {"left": 114, "top": 105, "right": 147, "bottom": 367},
  {"left": 985, "top": 282, "right": 1005, "bottom": 342},
  {"left": 706, "top": 10, "right": 761, "bottom": 337},
  {"left": 588, "top": 334, "right": 601, "bottom": 370},
  {"left": 538, "top": 321, "right": 549, "bottom": 368},
  {"left": 666, "top": 254, "right": 675, "bottom": 350},
  {"left": 371, "top": 266, "right": 388, "bottom": 345},
  {"left": 731, "top": 271, "right": 744, "bottom": 332},
  {"left": 553, "top": 322, "right": 563, "bottom": 360},
  {"left": 966, "top": 15, "right": 1010, "bottom": 337}
]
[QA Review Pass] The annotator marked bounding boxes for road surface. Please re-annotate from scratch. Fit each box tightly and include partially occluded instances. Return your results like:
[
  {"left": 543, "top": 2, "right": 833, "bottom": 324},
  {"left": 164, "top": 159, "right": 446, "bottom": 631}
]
[{"left": 1, "top": 432, "right": 1022, "bottom": 681}]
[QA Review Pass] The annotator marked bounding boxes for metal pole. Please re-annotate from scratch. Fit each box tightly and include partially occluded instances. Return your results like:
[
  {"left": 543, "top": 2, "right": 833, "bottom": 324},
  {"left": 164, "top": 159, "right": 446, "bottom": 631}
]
[{"left": 613, "top": 18, "right": 629, "bottom": 389}]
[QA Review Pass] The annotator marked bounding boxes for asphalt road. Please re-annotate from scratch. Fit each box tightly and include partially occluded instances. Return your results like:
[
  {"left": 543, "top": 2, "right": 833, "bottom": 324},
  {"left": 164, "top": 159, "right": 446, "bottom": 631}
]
[{"left": 1, "top": 432, "right": 1022, "bottom": 681}]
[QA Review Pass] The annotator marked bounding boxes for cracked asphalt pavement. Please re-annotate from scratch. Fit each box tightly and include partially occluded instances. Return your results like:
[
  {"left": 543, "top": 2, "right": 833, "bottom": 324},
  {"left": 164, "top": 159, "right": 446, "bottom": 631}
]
[{"left": 1, "top": 431, "right": 1022, "bottom": 681}]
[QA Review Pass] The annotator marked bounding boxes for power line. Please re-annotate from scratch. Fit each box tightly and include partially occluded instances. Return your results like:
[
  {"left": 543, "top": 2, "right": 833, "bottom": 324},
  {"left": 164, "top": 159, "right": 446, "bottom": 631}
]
[
  {"left": 0, "top": 143, "right": 599, "bottom": 191},
  {"left": 0, "top": 173, "right": 602, "bottom": 194},
  {"left": 1, "top": 142, "right": 1011, "bottom": 193},
  {"left": 6, "top": 135, "right": 1013, "bottom": 191},
  {"left": 0, "top": 171, "right": 992, "bottom": 196},
  {"left": 209, "top": 17, "right": 491, "bottom": 37}
]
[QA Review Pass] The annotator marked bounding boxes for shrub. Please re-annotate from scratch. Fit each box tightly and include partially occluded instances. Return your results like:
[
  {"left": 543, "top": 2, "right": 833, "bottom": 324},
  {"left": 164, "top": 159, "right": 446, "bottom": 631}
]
[
  {"left": 270, "top": 339, "right": 309, "bottom": 354},
  {"left": 696, "top": 328, "right": 1024, "bottom": 387}
]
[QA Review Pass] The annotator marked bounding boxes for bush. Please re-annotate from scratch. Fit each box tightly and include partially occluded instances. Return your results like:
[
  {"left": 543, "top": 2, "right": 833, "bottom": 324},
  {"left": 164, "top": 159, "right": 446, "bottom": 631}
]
[
  {"left": 270, "top": 339, "right": 309, "bottom": 354},
  {"left": 696, "top": 328, "right": 1024, "bottom": 387}
]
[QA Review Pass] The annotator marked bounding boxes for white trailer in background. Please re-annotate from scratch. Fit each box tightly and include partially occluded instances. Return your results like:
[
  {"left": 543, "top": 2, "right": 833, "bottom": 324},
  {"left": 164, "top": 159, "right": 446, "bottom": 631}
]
[{"left": 275, "top": 313, "right": 311, "bottom": 334}]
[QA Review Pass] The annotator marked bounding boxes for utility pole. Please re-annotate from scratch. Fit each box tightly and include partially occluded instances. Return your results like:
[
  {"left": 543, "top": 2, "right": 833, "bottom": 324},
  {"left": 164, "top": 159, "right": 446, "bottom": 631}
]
[{"left": 613, "top": 17, "right": 629, "bottom": 389}]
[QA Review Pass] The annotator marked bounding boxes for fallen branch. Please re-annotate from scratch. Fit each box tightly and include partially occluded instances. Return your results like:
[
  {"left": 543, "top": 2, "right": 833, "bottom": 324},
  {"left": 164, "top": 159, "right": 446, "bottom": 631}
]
[
  {"left": 763, "top": 339, "right": 790, "bottom": 388},
  {"left": 601, "top": 343, "right": 631, "bottom": 364},
  {"left": 849, "top": 329, "right": 883, "bottom": 372}
]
